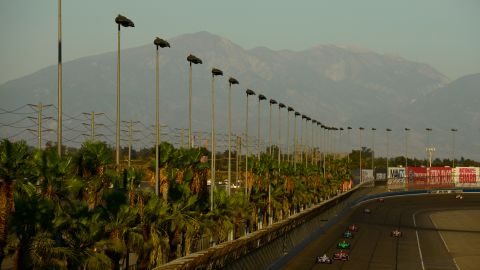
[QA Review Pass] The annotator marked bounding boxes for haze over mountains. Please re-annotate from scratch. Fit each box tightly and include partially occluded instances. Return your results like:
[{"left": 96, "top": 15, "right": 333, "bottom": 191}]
[{"left": 0, "top": 31, "right": 478, "bottom": 160}]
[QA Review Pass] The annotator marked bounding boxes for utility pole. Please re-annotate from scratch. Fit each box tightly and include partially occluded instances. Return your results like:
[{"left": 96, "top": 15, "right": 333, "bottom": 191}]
[
  {"left": 82, "top": 111, "right": 105, "bottom": 141},
  {"left": 121, "top": 120, "right": 140, "bottom": 167},
  {"left": 28, "top": 103, "right": 53, "bottom": 150}
]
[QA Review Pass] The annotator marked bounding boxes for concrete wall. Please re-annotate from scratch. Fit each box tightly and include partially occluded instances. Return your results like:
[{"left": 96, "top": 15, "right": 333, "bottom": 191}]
[{"left": 154, "top": 183, "right": 380, "bottom": 270}]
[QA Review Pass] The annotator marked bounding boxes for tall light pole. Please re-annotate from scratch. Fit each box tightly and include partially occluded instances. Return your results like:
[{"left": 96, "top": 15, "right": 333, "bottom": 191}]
[
  {"left": 339, "top": 127, "right": 344, "bottom": 160},
  {"left": 315, "top": 122, "right": 320, "bottom": 166},
  {"left": 312, "top": 120, "right": 318, "bottom": 165},
  {"left": 154, "top": 37, "right": 170, "bottom": 196},
  {"left": 306, "top": 117, "right": 311, "bottom": 165},
  {"left": 257, "top": 94, "right": 267, "bottom": 159},
  {"left": 245, "top": 89, "right": 256, "bottom": 197},
  {"left": 210, "top": 68, "right": 223, "bottom": 210},
  {"left": 115, "top": 14, "right": 134, "bottom": 167},
  {"left": 227, "top": 77, "right": 239, "bottom": 195},
  {"left": 426, "top": 128, "right": 432, "bottom": 166},
  {"left": 347, "top": 127, "right": 352, "bottom": 164},
  {"left": 57, "top": 0, "right": 63, "bottom": 156},
  {"left": 278, "top": 103, "right": 286, "bottom": 164},
  {"left": 386, "top": 129, "right": 391, "bottom": 170},
  {"left": 187, "top": 54, "right": 202, "bottom": 149},
  {"left": 322, "top": 125, "right": 327, "bottom": 176},
  {"left": 301, "top": 114, "right": 307, "bottom": 164},
  {"left": 405, "top": 128, "right": 410, "bottom": 168},
  {"left": 451, "top": 128, "right": 458, "bottom": 167},
  {"left": 371, "top": 128, "right": 376, "bottom": 174},
  {"left": 269, "top": 99, "right": 277, "bottom": 156},
  {"left": 359, "top": 127, "right": 364, "bottom": 182},
  {"left": 294, "top": 111, "right": 300, "bottom": 169},
  {"left": 287, "top": 107, "right": 294, "bottom": 164},
  {"left": 268, "top": 99, "right": 278, "bottom": 227},
  {"left": 334, "top": 127, "right": 338, "bottom": 156}
]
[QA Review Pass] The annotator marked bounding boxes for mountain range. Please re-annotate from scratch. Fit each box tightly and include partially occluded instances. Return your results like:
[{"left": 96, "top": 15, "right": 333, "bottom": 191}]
[{"left": 0, "top": 31, "right": 478, "bottom": 160}]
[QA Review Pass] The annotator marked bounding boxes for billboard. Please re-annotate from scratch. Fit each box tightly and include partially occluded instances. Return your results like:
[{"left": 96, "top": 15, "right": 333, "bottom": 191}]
[
  {"left": 388, "top": 167, "right": 405, "bottom": 182},
  {"left": 406, "top": 167, "right": 428, "bottom": 187},
  {"left": 453, "top": 167, "right": 480, "bottom": 185},
  {"left": 361, "top": 169, "right": 374, "bottom": 183},
  {"left": 386, "top": 166, "right": 480, "bottom": 189},
  {"left": 427, "top": 167, "right": 454, "bottom": 188}
]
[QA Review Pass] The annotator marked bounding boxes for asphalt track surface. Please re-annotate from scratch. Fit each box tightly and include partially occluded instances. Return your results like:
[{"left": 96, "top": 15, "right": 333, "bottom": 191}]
[{"left": 281, "top": 193, "right": 480, "bottom": 270}]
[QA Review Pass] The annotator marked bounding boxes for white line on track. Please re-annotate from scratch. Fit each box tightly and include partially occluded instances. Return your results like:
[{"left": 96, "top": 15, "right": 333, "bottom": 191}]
[
  {"left": 429, "top": 214, "right": 460, "bottom": 270},
  {"left": 413, "top": 211, "right": 426, "bottom": 270}
]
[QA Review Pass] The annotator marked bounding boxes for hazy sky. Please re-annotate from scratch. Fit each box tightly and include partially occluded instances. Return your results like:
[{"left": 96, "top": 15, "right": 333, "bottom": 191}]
[{"left": 0, "top": 0, "right": 479, "bottom": 84}]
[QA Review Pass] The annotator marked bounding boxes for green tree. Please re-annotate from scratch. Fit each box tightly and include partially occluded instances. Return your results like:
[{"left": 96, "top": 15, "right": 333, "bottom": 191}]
[{"left": 0, "top": 139, "right": 31, "bottom": 266}]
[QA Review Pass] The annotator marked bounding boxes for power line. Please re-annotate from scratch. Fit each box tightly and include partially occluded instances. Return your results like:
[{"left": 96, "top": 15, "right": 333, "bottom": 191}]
[{"left": 0, "top": 105, "right": 32, "bottom": 115}]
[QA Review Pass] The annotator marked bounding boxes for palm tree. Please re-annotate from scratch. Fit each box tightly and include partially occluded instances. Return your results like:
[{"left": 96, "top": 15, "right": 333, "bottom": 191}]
[
  {"left": 124, "top": 167, "right": 144, "bottom": 207},
  {"left": 204, "top": 190, "right": 236, "bottom": 244},
  {"left": 30, "top": 147, "right": 73, "bottom": 209},
  {"left": 136, "top": 191, "right": 170, "bottom": 268},
  {"left": 76, "top": 141, "right": 115, "bottom": 210},
  {"left": 0, "top": 139, "right": 31, "bottom": 266},
  {"left": 7, "top": 192, "right": 56, "bottom": 269},
  {"left": 167, "top": 194, "right": 199, "bottom": 260},
  {"left": 28, "top": 232, "right": 74, "bottom": 269},
  {"left": 53, "top": 199, "right": 111, "bottom": 270},
  {"left": 100, "top": 203, "right": 142, "bottom": 270}
]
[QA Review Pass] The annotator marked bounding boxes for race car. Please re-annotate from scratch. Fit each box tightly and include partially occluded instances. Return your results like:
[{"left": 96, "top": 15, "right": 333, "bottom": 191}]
[
  {"left": 377, "top": 197, "right": 385, "bottom": 202},
  {"left": 348, "top": 224, "right": 358, "bottom": 232},
  {"left": 363, "top": 208, "right": 371, "bottom": 214},
  {"left": 316, "top": 254, "right": 333, "bottom": 264},
  {"left": 343, "top": 230, "right": 354, "bottom": 238},
  {"left": 337, "top": 240, "right": 350, "bottom": 249},
  {"left": 391, "top": 228, "right": 402, "bottom": 237},
  {"left": 333, "top": 250, "right": 349, "bottom": 261}
]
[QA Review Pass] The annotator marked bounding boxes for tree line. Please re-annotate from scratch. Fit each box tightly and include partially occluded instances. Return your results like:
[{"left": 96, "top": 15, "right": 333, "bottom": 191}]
[{"left": 0, "top": 139, "right": 351, "bottom": 270}]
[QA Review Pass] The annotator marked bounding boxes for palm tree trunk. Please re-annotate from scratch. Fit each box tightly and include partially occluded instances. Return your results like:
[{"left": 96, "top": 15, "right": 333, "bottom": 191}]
[
  {"left": 125, "top": 247, "right": 130, "bottom": 270},
  {"left": 0, "top": 182, "right": 13, "bottom": 267}
]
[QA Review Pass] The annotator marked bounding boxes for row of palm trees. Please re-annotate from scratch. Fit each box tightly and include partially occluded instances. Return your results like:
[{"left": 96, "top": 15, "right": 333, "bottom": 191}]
[{"left": 0, "top": 138, "right": 350, "bottom": 269}]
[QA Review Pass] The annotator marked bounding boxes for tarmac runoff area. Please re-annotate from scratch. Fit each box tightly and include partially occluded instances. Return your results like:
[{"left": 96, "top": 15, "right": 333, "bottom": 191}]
[
  {"left": 278, "top": 193, "right": 480, "bottom": 270},
  {"left": 429, "top": 210, "right": 480, "bottom": 270}
]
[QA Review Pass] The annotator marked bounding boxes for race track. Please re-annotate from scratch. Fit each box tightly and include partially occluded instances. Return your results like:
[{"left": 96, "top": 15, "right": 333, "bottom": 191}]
[{"left": 280, "top": 193, "right": 480, "bottom": 270}]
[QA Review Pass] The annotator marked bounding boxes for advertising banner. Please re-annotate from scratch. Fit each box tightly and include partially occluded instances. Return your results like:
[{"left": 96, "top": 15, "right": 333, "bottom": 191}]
[
  {"left": 453, "top": 167, "right": 480, "bottom": 186},
  {"left": 388, "top": 167, "right": 405, "bottom": 182},
  {"left": 361, "top": 169, "right": 374, "bottom": 183},
  {"left": 427, "top": 167, "right": 454, "bottom": 188},
  {"left": 406, "top": 167, "right": 427, "bottom": 187},
  {"left": 387, "top": 167, "right": 405, "bottom": 190},
  {"left": 376, "top": 173, "right": 387, "bottom": 181}
]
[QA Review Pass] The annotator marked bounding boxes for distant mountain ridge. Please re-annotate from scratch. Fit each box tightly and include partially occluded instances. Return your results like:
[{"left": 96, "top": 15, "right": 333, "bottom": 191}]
[{"left": 1, "top": 31, "right": 478, "bottom": 159}]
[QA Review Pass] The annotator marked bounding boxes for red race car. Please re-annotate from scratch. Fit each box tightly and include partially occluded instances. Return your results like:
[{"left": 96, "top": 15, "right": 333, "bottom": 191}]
[
  {"left": 348, "top": 224, "right": 358, "bottom": 232},
  {"left": 333, "top": 250, "right": 350, "bottom": 261}
]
